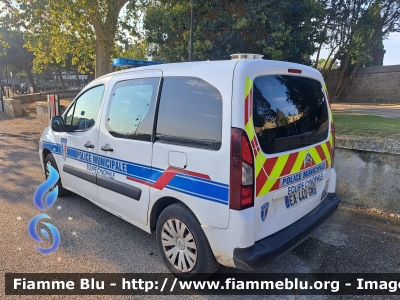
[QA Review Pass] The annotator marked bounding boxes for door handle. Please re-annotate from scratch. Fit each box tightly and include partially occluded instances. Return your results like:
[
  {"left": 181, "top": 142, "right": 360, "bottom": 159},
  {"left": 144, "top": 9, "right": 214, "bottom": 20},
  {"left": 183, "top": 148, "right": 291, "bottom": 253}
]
[
  {"left": 84, "top": 142, "right": 94, "bottom": 149},
  {"left": 101, "top": 145, "right": 113, "bottom": 152}
]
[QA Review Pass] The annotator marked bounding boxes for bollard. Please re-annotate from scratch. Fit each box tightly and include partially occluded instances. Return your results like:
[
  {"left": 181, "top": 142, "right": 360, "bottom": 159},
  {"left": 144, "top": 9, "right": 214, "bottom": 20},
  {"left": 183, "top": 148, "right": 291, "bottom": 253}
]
[
  {"left": 47, "top": 94, "right": 60, "bottom": 124},
  {"left": 4, "top": 99, "right": 22, "bottom": 117}
]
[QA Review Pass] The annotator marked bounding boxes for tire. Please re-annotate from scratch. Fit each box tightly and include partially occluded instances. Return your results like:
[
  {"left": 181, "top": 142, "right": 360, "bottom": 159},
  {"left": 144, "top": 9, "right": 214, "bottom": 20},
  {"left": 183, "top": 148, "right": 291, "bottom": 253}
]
[
  {"left": 44, "top": 153, "right": 70, "bottom": 196},
  {"left": 156, "top": 202, "right": 219, "bottom": 279}
]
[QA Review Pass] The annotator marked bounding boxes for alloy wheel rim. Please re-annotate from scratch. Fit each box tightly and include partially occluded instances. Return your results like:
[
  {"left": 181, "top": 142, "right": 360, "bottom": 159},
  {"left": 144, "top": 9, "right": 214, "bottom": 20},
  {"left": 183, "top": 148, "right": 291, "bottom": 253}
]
[{"left": 161, "top": 218, "right": 197, "bottom": 272}]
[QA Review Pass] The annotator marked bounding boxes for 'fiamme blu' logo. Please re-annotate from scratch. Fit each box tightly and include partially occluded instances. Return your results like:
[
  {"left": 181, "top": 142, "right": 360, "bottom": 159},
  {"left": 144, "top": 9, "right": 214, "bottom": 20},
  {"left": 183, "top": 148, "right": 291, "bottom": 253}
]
[{"left": 28, "top": 165, "right": 60, "bottom": 254}]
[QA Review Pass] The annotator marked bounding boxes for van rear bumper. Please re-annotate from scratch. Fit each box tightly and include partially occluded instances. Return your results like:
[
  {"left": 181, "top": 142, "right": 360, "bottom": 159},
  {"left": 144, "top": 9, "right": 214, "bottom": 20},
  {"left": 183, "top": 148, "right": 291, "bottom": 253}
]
[{"left": 233, "top": 193, "right": 340, "bottom": 271}]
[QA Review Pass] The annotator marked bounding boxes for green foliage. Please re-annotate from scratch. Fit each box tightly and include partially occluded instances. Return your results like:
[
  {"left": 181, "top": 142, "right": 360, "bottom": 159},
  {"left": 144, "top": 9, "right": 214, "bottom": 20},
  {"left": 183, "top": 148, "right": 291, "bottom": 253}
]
[
  {"left": 11, "top": 0, "right": 132, "bottom": 77},
  {"left": 317, "top": 58, "right": 338, "bottom": 70},
  {"left": 0, "top": 28, "right": 39, "bottom": 91},
  {"left": 0, "top": 29, "right": 33, "bottom": 71},
  {"left": 315, "top": 0, "right": 400, "bottom": 100},
  {"left": 1, "top": 0, "right": 96, "bottom": 75},
  {"left": 113, "top": 39, "right": 149, "bottom": 61},
  {"left": 143, "top": 0, "right": 323, "bottom": 64}
]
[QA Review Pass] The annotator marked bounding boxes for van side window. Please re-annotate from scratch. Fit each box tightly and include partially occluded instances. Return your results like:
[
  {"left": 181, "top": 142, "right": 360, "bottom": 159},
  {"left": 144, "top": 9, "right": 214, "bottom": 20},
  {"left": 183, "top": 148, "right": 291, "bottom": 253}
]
[
  {"left": 156, "top": 77, "right": 222, "bottom": 150},
  {"left": 106, "top": 78, "right": 160, "bottom": 142},
  {"left": 64, "top": 85, "right": 104, "bottom": 131},
  {"left": 253, "top": 75, "right": 329, "bottom": 154}
]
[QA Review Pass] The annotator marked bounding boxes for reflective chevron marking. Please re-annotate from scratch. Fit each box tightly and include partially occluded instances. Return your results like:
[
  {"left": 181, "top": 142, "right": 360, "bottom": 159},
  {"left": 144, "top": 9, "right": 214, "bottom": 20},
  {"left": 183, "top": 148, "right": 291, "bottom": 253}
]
[{"left": 242, "top": 76, "right": 334, "bottom": 197}]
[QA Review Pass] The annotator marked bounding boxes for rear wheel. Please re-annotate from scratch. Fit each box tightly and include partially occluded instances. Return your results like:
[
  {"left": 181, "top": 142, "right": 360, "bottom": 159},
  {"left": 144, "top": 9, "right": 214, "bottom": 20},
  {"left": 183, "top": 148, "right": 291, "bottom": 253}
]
[
  {"left": 44, "top": 153, "right": 69, "bottom": 196},
  {"left": 156, "top": 203, "right": 219, "bottom": 279}
]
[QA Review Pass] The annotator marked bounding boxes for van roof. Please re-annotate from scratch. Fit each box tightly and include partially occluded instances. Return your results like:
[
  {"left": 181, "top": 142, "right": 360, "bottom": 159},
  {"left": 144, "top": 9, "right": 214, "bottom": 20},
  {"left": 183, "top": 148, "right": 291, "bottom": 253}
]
[
  {"left": 96, "top": 59, "right": 321, "bottom": 81},
  {"left": 106, "top": 60, "right": 237, "bottom": 77}
]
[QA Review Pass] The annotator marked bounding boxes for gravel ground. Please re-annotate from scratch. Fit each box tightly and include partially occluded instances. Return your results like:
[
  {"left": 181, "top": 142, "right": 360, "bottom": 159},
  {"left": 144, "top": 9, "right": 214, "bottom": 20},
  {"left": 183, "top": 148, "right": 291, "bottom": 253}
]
[
  {"left": 331, "top": 103, "right": 400, "bottom": 118},
  {"left": 1, "top": 105, "right": 400, "bottom": 299}
]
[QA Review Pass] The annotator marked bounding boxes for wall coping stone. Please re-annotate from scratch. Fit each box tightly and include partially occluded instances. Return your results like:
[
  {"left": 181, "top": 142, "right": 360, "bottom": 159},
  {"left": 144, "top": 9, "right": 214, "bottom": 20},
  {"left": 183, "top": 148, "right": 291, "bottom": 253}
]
[
  {"left": 356, "top": 64, "right": 400, "bottom": 74},
  {"left": 336, "top": 135, "right": 400, "bottom": 155},
  {"left": 323, "top": 64, "right": 400, "bottom": 76}
]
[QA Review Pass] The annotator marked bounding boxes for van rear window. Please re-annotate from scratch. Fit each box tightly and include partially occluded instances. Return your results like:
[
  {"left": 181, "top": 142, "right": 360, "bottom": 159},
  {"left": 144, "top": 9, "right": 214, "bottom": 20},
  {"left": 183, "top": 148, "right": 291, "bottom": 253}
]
[{"left": 253, "top": 75, "right": 329, "bottom": 154}]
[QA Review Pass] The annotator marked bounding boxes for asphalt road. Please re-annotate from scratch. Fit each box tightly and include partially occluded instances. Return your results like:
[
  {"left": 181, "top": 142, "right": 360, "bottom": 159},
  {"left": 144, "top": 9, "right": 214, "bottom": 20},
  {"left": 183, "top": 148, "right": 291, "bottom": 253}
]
[{"left": 1, "top": 108, "right": 400, "bottom": 299}]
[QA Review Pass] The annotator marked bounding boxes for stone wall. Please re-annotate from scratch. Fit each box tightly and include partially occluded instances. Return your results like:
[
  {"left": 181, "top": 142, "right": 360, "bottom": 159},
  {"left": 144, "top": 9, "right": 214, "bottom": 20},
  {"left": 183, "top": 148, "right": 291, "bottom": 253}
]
[
  {"left": 324, "top": 65, "right": 400, "bottom": 104},
  {"left": 10, "top": 90, "right": 81, "bottom": 104},
  {"left": 335, "top": 136, "right": 400, "bottom": 213}
]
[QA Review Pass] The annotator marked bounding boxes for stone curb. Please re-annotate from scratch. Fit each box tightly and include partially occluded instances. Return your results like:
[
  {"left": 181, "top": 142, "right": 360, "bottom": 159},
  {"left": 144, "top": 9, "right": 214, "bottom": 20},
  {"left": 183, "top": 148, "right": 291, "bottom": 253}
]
[{"left": 336, "top": 135, "right": 400, "bottom": 155}]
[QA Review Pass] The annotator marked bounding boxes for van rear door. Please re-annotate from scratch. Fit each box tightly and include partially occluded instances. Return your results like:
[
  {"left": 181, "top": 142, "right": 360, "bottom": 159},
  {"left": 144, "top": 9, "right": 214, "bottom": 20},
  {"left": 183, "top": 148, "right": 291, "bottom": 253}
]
[{"left": 232, "top": 60, "right": 334, "bottom": 242}]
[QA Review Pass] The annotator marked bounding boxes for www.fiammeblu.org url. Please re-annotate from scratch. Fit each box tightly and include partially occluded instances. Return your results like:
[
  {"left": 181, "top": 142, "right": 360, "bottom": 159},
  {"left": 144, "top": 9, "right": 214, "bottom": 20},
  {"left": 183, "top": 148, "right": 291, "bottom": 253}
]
[{"left": 120, "top": 277, "right": 400, "bottom": 293}]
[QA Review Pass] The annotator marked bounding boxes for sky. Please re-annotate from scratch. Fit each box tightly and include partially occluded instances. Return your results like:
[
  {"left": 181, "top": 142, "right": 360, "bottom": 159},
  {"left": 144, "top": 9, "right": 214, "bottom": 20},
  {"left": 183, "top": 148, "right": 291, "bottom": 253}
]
[
  {"left": 316, "top": 32, "right": 400, "bottom": 66},
  {"left": 382, "top": 32, "right": 400, "bottom": 66}
]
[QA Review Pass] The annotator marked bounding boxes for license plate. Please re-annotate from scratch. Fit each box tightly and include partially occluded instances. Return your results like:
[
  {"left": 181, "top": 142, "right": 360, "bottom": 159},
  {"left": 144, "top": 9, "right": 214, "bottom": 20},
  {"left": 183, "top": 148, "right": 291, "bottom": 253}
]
[{"left": 285, "top": 185, "right": 317, "bottom": 209}]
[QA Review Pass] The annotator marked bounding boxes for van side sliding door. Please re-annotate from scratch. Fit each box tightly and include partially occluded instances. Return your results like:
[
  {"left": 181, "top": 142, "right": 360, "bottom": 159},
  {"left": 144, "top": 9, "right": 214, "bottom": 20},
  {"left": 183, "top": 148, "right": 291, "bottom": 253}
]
[
  {"left": 151, "top": 76, "right": 230, "bottom": 229},
  {"left": 97, "top": 71, "right": 162, "bottom": 225}
]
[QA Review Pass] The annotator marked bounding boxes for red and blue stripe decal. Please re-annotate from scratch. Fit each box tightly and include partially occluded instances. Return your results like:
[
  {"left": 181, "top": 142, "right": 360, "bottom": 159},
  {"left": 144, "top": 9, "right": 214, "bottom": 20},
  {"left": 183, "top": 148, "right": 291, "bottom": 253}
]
[
  {"left": 42, "top": 143, "right": 229, "bottom": 205},
  {"left": 127, "top": 167, "right": 211, "bottom": 189},
  {"left": 128, "top": 167, "right": 228, "bottom": 205}
]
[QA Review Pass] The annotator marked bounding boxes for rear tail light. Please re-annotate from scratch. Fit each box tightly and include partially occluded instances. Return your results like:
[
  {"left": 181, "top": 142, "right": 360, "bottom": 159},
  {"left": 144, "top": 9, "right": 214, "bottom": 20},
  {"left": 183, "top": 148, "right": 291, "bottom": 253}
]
[{"left": 230, "top": 128, "right": 254, "bottom": 210}]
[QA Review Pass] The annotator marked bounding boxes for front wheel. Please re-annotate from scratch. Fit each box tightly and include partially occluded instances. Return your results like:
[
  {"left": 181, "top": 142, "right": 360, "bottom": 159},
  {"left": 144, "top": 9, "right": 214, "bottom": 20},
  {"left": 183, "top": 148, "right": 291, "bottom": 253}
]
[
  {"left": 156, "top": 203, "right": 219, "bottom": 279},
  {"left": 44, "top": 153, "right": 70, "bottom": 196}
]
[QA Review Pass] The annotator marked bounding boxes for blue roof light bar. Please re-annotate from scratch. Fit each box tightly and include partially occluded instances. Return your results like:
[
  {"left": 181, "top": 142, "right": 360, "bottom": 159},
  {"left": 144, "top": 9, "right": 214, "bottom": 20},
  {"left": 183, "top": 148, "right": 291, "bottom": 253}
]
[{"left": 112, "top": 58, "right": 164, "bottom": 68}]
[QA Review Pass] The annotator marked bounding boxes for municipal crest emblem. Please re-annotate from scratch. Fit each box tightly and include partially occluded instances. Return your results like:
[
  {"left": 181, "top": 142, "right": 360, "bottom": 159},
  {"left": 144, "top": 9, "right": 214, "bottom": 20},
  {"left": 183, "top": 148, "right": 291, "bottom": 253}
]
[
  {"left": 61, "top": 138, "right": 67, "bottom": 161},
  {"left": 261, "top": 202, "right": 269, "bottom": 222}
]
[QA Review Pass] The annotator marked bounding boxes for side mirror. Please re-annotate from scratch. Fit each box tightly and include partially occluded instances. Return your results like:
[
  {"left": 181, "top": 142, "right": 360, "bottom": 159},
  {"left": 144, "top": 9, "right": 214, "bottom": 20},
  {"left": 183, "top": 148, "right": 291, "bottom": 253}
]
[{"left": 51, "top": 116, "right": 65, "bottom": 132}]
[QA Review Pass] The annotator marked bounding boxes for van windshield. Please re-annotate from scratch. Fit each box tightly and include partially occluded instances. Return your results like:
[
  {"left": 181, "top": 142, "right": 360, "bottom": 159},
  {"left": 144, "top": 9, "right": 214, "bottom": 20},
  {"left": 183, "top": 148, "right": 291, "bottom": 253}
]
[{"left": 253, "top": 75, "right": 329, "bottom": 154}]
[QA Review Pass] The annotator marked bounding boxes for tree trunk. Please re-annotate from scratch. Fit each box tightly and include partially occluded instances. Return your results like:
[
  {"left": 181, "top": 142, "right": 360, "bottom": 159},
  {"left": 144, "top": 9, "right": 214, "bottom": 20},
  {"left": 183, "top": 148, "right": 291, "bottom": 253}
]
[
  {"left": 89, "top": 0, "right": 128, "bottom": 78},
  {"left": 333, "top": 54, "right": 350, "bottom": 102},
  {"left": 57, "top": 68, "right": 66, "bottom": 90},
  {"left": 189, "top": 0, "right": 194, "bottom": 62},
  {"left": 336, "top": 59, "right": 362, "bottom": 101},
  {"left": 95, "top": 38, "right": 113, "bottom": 78},
  {"left": 321, "top": 47, "right": 341, "bottom": 80},
  {"left": 314, "top": 45, "right": 322, "bottom": 69},
  {"left": 24, "top": 67, "right": 38, "bottom": 93},
  {"left": 325, "top": 48, "right": 341, "bottom": 73}
]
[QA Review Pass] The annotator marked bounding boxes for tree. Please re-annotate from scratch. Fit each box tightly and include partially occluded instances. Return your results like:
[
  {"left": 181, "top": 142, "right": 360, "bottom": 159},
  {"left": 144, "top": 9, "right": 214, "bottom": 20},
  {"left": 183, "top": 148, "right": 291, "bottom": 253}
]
[
  {"left": 23, "top": 20, "right": 95, "bottom": 89},
  {"left": 315, "top": 0, "right": 400, "bottom": 101},
  {"left": 189, "top": 0, "right": 194, "bottom": 61},
  {"left": 0, "top": 2, "right": 93, "bottom": 87},
  {"left": 0, "top": 29, "right": 39, "bottom": 92},
  {"left": 317, "top": 58, "right": 339, "bottom": 70},
  {"left": 253, "top": 85, "right": 276, "bottom": 127},
  {"left": 7, "top": 0, "right": 132, "bottom": 78},
  {"left": 143, "top": 0, "right": 324, "bottom": 64}
]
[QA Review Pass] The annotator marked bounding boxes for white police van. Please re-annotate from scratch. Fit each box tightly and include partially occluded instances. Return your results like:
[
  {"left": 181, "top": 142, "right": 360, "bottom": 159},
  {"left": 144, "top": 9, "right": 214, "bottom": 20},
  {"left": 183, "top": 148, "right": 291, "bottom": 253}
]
[{"left": 39, "top": 54, "right": 340, "bottom": 277}]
